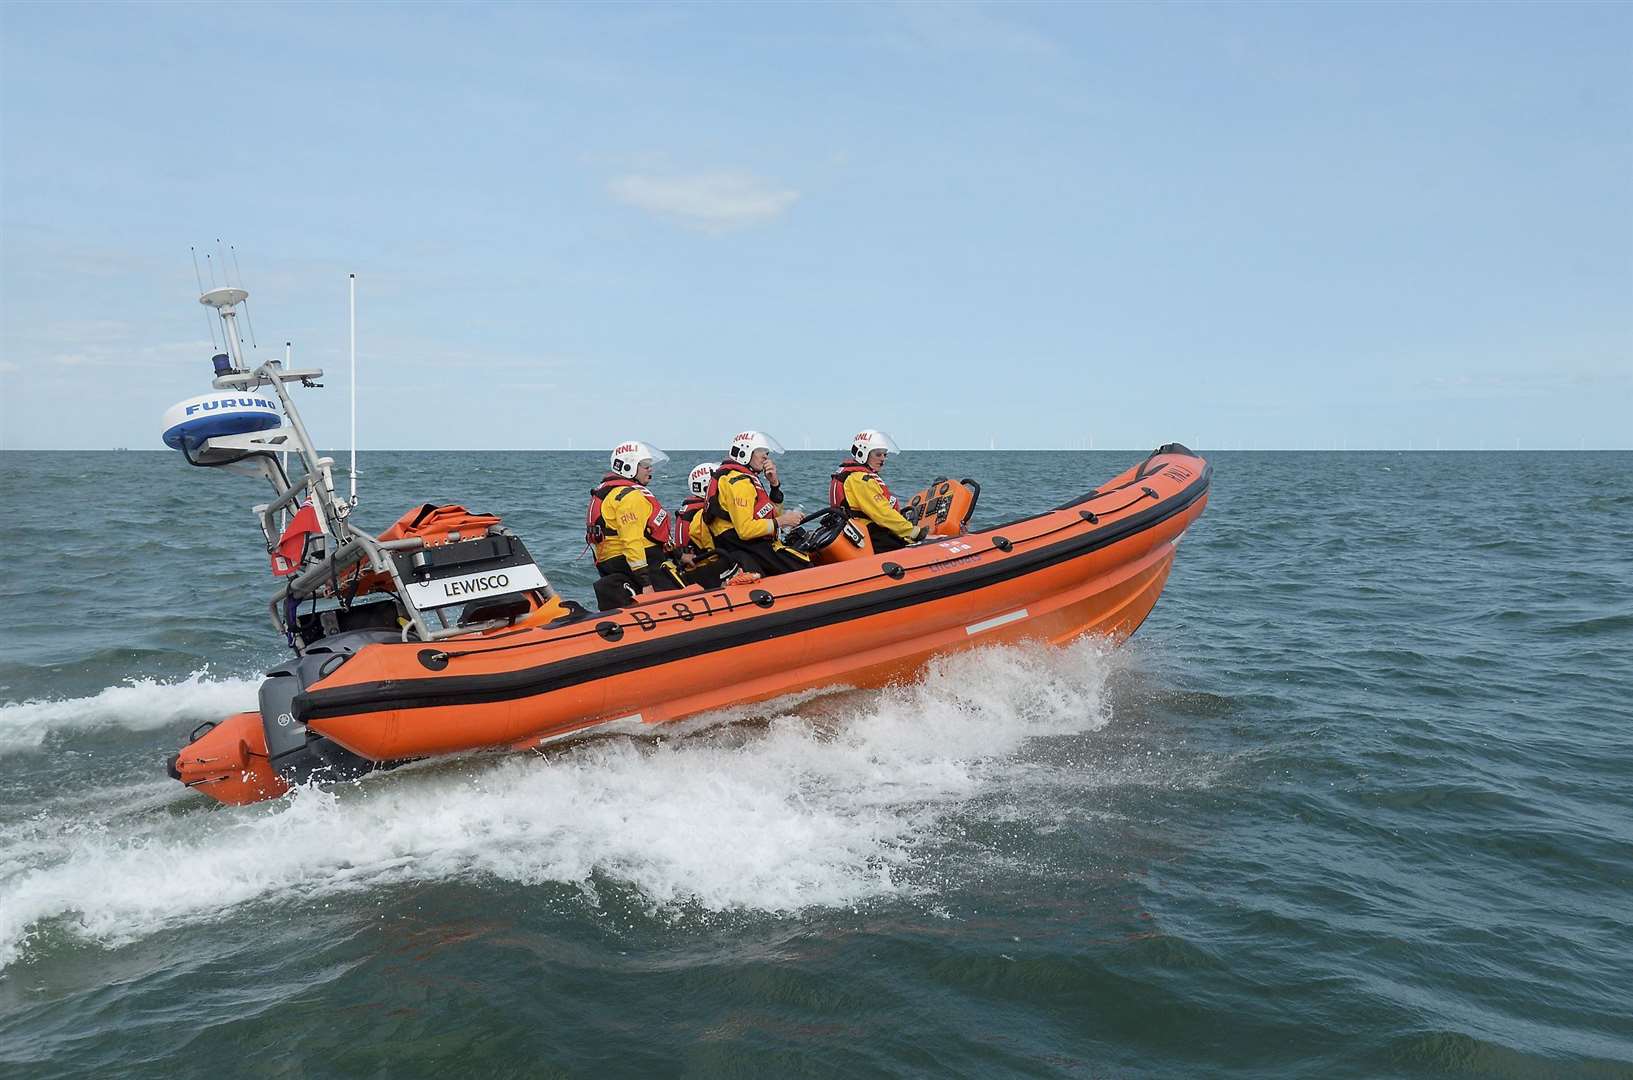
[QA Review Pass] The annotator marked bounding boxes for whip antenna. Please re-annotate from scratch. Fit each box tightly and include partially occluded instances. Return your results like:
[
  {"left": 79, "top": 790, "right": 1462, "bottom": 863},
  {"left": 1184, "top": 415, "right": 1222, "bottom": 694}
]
[
  {"left": 230, "top": 244, "right": 259, "bottom": 349},
  {"left": 190, "top": 246, "right": 219, "bottom": 350},
  {"left": 349, "top": 273, "right": 358, "bottom": 506},
  {"left": 213, "top": 240, "right": 244, "bottom": 354},
  {"left": 282, "top": 340, "right": 293, "bottom": 531}
]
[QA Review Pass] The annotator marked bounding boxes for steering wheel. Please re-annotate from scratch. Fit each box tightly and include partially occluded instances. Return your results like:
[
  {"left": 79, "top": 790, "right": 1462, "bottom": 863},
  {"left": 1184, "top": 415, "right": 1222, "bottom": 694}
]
[{"left": 783, "top": 506, "right": 847, "bottom": 552}]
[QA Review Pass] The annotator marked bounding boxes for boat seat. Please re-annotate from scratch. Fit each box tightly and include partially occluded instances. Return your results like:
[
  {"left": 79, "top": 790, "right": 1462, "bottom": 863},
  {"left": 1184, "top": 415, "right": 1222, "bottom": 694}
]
[{"left": 459, "top": 593, "right": 533, "bottom": 627}]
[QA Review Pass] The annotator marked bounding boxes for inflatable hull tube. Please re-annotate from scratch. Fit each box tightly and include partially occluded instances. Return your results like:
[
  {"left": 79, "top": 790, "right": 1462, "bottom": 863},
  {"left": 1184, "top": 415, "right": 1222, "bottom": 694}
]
[{"left": 299, "top": 448, "right": 1209, "bottom": 763}]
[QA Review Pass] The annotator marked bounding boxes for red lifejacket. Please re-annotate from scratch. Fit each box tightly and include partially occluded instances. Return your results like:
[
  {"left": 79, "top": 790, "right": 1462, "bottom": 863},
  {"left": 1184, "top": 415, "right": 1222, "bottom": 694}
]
[
  {"left": 675, "top": 496, "right": 708, "bottom": 549},
  {"left": 829, "top": 461, "right": 899, "bottom": 511},
  {"left": 585, "top": 474, "right": 672, "bottom": 548},
  {"left": 706, "top": 461, "right": 775, "bottom": 531}
]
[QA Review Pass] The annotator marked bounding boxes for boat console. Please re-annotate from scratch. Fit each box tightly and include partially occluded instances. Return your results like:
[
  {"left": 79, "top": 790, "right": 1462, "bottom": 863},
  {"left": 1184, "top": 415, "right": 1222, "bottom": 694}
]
[{"left": 787, "top": 477, "right": 982, "bottom": 564}]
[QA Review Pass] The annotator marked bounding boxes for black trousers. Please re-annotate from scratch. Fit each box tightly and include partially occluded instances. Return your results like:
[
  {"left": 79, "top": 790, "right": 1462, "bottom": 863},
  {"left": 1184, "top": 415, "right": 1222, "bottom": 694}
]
[
  {"left": 677, "top": 550, "right": 740, "bottom": 589},
  {"left": 593, "top": 548, "right": 681, "bottom": 610},
  {"left": 868, "top": 524, "right": 908, "bottom": 553},
  {"left": 592, "top": 568, "right": 640, "bottom": 611},
  {"left": 714, "top": 536, "right": 810, "bottom": 577}
]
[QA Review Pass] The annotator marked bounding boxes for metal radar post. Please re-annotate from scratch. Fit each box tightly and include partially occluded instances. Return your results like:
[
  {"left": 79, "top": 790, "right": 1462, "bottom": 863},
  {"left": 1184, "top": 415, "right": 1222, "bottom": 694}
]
[
  {"left": 184, "top": 284, "right": 435, "bottom": 645},
  {"left": 167, "top": 273, "right": 540, "bottom": 653}
]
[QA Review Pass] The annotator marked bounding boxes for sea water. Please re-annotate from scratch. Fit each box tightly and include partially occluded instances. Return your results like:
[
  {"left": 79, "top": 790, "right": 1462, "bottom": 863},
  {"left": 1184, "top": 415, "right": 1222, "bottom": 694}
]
[{"left": 0, "top": 450, "right": 1628, "bottom": 1077}]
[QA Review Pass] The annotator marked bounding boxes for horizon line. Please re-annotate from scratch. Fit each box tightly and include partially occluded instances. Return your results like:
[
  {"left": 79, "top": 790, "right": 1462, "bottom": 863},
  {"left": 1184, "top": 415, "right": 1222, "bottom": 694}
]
[{"left": 3, "top": 447, "right": 1628, "bottom": 454}]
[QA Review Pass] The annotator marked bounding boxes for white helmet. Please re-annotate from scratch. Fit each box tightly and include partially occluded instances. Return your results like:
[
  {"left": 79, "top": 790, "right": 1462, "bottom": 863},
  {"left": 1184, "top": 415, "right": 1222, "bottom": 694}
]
[
  {"left": 610, "top": 439, "right": 669, "bottom": 480},
  {"left": 728, "top": 430, "right": 786, "bottom": 466},
  {"left": 849, "top": 429, "right": 901, "bottom": 464},
  {"left": 688, "top": 461, "right": 716, "bottom": 498}
]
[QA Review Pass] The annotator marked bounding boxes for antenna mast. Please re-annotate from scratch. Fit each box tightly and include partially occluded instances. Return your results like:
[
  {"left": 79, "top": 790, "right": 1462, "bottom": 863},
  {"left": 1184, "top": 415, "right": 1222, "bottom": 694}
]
[
  {"left": 230, "top": 244, "right": 258, "bottom": 348},
  {"left": 349, "top": 273, "right": 358, "bottom": 506},
  {"left": 190, "top": 247, "right": 219, "bottom": 350},
  {"left": 200, "top": 284, "right": 251, "bottom": 371},
  {"left": 282, "top": 340, "right": 293, "bottom": 532}
]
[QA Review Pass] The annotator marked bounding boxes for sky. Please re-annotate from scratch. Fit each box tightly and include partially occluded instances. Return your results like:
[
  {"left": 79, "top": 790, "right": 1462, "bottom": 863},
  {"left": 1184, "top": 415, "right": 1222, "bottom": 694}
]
[{"left": 1, "top": 1, "right": 1628, "bottom": 451}]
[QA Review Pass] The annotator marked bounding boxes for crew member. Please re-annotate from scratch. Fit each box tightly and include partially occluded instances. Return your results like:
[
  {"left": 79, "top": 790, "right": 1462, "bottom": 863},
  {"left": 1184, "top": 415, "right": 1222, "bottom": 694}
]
[
  {"left": 672, "top": 461, "right": 738, "bottom": 588},
  {"left": 829, "top": 429, "right": 927, "bottom": 553},
  {"left": 586, "top": 440, "right": 676, "bottom": 609},
  {"left": 705, "top": 430, "right": 810, "bottom": 576}
]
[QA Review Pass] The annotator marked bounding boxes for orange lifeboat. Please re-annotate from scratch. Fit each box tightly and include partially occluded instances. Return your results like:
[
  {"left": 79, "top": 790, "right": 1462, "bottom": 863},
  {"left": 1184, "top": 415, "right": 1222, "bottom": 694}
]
[
  {"left": 298, "top": 446, "right": 1208, "bottom": 758},
  {"left": 170, "top": 444, "right": 1209, "bottom": 803}
]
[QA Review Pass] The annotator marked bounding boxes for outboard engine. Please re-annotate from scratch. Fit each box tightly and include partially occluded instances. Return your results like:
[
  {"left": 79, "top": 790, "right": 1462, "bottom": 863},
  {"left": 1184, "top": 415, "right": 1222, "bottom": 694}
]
[
  {"left": 256, "top": 628, "right": 401, "bottom": 786},
  {"left": 166, "top": 624, "right": 404, "bottom": 803}
]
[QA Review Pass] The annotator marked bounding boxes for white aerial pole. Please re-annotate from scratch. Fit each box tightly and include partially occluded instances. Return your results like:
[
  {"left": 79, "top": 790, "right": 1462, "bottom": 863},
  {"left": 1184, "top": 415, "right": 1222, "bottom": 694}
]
[
  {"left": 349, "top": 273, "right": 358, "bottom": 506},
  {"left": 282, "top": 340, "right": 293, "bottom": 532}
]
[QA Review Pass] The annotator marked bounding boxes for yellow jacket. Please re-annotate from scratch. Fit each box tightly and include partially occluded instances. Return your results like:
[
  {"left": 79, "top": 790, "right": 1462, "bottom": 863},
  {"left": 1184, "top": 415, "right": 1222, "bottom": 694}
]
[
  {"left": 713, "top": 470, "right": 778, "bottom": 544},
  {"left": 842, "top": 471, "right": 915, "bottom": 540},
  {"left": 593, "top": 484, "right": 669, "bottom": 569}
]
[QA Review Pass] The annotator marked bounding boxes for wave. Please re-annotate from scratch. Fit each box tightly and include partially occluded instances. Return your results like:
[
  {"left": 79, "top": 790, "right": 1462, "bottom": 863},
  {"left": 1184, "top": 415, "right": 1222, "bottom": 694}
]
[
  {"left": 0, "top": 672, "right": 262, "bottom": 755},
  {"left": 0, "top": 640, "right": 1132, "bottom": 970},
  {"left": 1543, "top": 612, "right": 1633, "bottom": 637}
]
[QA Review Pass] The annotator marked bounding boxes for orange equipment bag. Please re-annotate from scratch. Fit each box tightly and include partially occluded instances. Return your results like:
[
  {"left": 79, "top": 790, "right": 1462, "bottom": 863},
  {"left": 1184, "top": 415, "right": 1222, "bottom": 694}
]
[
  {"left": 343, "top": 504, "right": 507, "bottom": 598},
  {"left": 378, "top": 503, "right": 503, "bottom": 547}
]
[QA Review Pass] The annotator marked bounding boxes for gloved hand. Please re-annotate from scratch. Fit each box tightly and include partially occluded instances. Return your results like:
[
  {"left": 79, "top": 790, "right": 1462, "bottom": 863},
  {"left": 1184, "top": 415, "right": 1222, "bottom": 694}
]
[{"left": 908, "top": 524, "right": 930, "bottom": 543}]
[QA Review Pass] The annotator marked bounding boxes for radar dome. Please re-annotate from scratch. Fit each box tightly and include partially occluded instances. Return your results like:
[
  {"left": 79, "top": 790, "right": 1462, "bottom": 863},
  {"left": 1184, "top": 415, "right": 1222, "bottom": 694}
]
[{"left": 161, "top": 392, "right": 282, "bottom": 451}]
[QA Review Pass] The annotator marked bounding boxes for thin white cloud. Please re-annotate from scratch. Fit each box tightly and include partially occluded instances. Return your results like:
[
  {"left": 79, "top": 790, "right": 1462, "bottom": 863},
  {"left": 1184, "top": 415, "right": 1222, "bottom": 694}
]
[
  {"left": 871, "top": 1, "right": 1056, "bottom": 58},
  {"left": 48, "top": 343, "right": 203, "bottom": 369},
  {"left": 607, "top": 171, "right": 799, "bottom": 231}
]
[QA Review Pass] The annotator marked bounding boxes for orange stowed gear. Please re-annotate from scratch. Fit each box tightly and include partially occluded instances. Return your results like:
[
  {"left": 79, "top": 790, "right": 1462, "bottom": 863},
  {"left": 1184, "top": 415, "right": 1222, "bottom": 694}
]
[
  {"left": 379, "top": 503, "right": 504, "bottom": 546},
  {"left": 830, "top": 461, "right": 916, "bottom": 544},
  {"left": 345, "top": 503, "right": 506, "bottom": 596}
]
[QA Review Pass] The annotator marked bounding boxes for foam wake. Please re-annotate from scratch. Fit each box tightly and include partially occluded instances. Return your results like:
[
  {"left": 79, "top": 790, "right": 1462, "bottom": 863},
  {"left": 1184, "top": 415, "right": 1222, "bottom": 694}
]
[
  {"left": 0, "top": 672, "right": 261, "bottom": 755},
  {"left": 0, "top": 640, "right": 1123, "bottom": 970}
]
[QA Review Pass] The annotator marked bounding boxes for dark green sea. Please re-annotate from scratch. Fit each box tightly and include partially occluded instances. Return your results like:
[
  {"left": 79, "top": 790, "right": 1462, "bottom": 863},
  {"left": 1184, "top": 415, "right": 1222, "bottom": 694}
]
[{"left": 1, "top": 449, "right": 1629, "bottom": 1078}]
